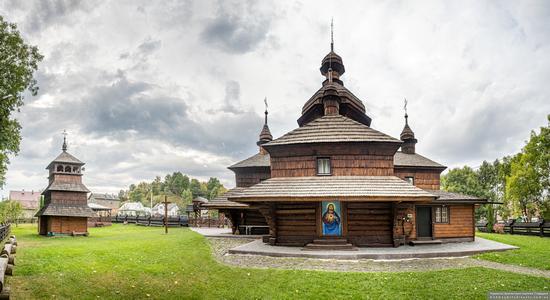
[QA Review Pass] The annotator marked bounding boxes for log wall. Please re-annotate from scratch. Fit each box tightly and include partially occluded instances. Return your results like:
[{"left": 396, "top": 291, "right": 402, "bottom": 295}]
[
  {"left": 275, "top": 203, "right": 317, "bottom": 246},
  {"left": 394, "top": 168, "right": 442, "bottom": 190},
  {"left": 346, "top": 202, "right": 393, "bottom": 246},
  {"left": 433, "top": 205, "right": 474, "bottom": 238},
  {"left": 48, "top": 217, "right": 87, "bottom": 234}
]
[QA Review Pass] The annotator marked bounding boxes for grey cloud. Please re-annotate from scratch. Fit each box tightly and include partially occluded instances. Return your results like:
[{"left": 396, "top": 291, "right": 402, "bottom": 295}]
[
  {"left": 137, "top": 38, "right": 162, "bottom": 56},
  {"left": 201, "top": 1, "right": 273, "bottom": 53},
  {"left": 4, "top": 0, "right": 97, "bottom": 34}
]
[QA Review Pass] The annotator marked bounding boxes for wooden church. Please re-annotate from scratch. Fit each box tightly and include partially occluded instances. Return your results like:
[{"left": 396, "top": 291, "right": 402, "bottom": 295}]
[
  {"left": 35, "top": 135, "right": 95, "bottom": 236},
  {"left": 211, "top": 36, "right": 487, "bottom": 248}
]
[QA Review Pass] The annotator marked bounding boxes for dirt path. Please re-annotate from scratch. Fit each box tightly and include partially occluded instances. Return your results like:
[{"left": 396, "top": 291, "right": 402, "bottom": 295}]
[
  {"left": 208, "top": 237, "right": 550, "bottom": 278},
  {"left": 468, "top": 258, "right": 550, "bottom": 279}
]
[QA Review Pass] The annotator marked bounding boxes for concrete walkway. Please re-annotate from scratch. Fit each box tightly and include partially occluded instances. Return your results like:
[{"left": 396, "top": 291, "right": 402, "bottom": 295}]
[
  {"left": 190, "top": 227, "right": 264, "bottom": 239},
  {"left": 228, "top": 238, "right": 518, "bottom": 260}
]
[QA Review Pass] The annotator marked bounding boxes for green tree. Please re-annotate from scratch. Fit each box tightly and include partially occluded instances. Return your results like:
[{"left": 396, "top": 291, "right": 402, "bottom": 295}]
[
  {"left": 441, "top": 166, "right": 483, "bottom": 197},
  {"left": 0, "top": 16, "right": 43, "bottom": 186},
  {"left": 505, "top": 117, "right": 550, "bottom": 220},
  {"left": 0, "top": 200, "right": 23, "bottom": 225}
]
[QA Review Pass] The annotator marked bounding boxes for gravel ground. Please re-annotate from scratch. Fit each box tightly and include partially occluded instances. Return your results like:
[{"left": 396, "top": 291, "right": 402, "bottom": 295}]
[
  {"left": 208, "top": 237, "right": 477, "bottom": 273},
  {"left": 208, "top": 237, "right": 550, "bottom": 277}
]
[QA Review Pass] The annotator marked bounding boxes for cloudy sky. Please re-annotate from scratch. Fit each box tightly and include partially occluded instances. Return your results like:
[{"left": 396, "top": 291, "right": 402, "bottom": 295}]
[{"left": 1, "top": 0, "right": 549, "bottom": 197}]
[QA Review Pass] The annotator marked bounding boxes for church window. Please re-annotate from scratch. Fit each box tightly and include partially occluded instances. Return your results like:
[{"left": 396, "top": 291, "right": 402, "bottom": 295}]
[
  {"left": 317, "top": 158, "right": 331, "bottom": 175},
  {"left": 65, "top": 166, "right": 72, "bottom": 172},
  {"left": 56, "top": 165, "right": 63, "bottom": 172}
]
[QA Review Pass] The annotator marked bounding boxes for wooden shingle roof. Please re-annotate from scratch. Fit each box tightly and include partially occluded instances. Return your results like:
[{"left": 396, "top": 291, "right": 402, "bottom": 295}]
[
  {"left": 202, "top": 188, "right": 249, "bottom": 209},
  {"left": 47, "top": 151, "right": 84, "bottom": 169},
  {"left": 229, "top": 153, "right": 270, "bottom": 169},
  {"left": 35, "top": 203, "right": 96, "bottom": 217},
  {"left": 229, "top": 176, "right": 435, "bottom": 202},
  {"left": 43, "top": 182, "right": 90, "bottom": 193},
  {"left": 393, "top": 151, "right": 446, "bottom": 169},
  {"left": 430, "top": 190, "right": 487, "bottom": 204},
  {"left": 265, "top": 115, "right": 401, "bottom": 147}
]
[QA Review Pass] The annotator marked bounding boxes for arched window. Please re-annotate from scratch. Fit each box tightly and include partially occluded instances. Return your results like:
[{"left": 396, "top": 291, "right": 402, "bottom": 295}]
[
  {"left": 56, "top": 165, "right": 63, "bottom": 172},
  {"left": 73, "top": 166, "right": 79, "bottom": 173},
  {"left": 65, "top": 166, "right": 72, "bottom": 172}
]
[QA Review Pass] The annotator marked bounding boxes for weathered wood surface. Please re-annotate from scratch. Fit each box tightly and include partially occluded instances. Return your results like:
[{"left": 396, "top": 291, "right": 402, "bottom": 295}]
[
  {"left": 0, "top": 286, "right": 9, "bottom": 300},
  {"left": 0, "top": 255, "right": 13, "bottom": 266},
  {"left": 394, "top": 168, "right": 442, "bottom": 190},
  {"left": 347, "top": 202, "right": 393, "bottom": 246},
  {"left": 433, "top": 205, "right": 474, "bottom": 238},
  {"left": 0, "top": 257, "right": 7, "bottom": 292},
  {"left": 274, "top": 202, "right": 317, "bottom": 246}
]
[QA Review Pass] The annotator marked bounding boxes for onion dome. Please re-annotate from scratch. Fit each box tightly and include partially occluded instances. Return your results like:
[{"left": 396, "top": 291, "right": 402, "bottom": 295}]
[
  {"left": 400, "top": 114, "right": 418, "bottom": 154},
  {"left": 257, "top": 105, "right": 273, "bottom": 146}
]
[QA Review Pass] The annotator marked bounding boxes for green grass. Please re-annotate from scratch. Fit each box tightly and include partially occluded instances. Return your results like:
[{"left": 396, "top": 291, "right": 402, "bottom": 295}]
[
  {"left": 476, "top": 232, "right": 550, "bottom": 270},
  {"left": 7, "top": 224, "right": 549, "bottom": 299}
]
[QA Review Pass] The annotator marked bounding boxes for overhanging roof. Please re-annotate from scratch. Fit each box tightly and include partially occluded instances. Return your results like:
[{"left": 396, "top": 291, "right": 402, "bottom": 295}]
[
  {"left": 201, "top": 188, "right": 249, "bottom": 209},
  {"left": 229, "top": 176, "right": 436, "bottom": 202},
  {"left": 430, "top": 190, "right": 488, "bottom": 204},
  {"left": 228, "top": 153, "right": 270, "bottom": 170},
  {"left": 46, "top": 151, "right": 84, "bottom": 169},
  {"left": 35, "top": 203, "right": 96, "bottom": 217},
  {"left": 264, "top": 115, "right": 401, "bottom": 147},
  {"left": 43, "top": 182, "right": 90, "bottom": 193},
  {"left": 394, "top": 151, "right": 446, "bottom": 169}
]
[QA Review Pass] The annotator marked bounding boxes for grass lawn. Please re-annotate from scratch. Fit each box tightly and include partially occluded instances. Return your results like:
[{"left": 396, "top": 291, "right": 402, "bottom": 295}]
[
  {"left": 6, "top": 224, "right": 549, "bottom": 299},
  {"left": 476, "top": 232, "right": 550, "bottom": 271}
]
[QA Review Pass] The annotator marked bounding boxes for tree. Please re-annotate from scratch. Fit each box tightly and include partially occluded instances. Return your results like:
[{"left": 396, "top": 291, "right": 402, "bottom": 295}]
[
  {"left": 441, "top": 166, "right": 483, "bottom": 197},
  {"left": 0, "top": 200, "right": 23, "bottom": 225},
  {"left": 0, "top": 16, "right": 43, "bottom": 186},
  {"left": 506, "top": 116, "right": 550, "bottom": 219}
]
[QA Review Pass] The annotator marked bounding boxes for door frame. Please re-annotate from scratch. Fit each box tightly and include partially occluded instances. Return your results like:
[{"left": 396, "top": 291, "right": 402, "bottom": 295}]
[{"left": 415, "top": 205, "right": 434, "bottom": 240}]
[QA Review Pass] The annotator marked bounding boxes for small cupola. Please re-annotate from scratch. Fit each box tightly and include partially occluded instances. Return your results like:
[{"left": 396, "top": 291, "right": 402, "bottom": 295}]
[
  {"left": 320, "top": 20, "right": 345, "bottom": 86},
  {"left": 400, "top": 113, "right": 417, "bottom": 154},
  {"left": 257, "top": 98, "right": 273, "bottom": 148}
]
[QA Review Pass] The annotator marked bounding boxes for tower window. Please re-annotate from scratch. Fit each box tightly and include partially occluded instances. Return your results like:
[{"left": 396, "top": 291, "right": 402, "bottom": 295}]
[
  {"left": 56, "top": 165, "right": 63, "bottom": 172},
  {"left": 317, "top": 158, "right": 331, "bottom": 175},
  {"left": 64, "top": 166, "right": 72, "bottom": 172},
  {"left": 405, "top": 176, "right": 414, "bottom": 185}
]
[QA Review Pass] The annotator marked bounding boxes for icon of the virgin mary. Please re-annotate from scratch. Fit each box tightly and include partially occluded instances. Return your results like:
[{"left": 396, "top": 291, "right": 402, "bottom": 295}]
[{"left": 322, "top": 203, "right": 341, "bottom": 235}]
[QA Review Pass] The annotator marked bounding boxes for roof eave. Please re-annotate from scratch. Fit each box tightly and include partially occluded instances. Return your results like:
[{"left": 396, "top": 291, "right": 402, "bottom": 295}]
[{"left": 229, "top": 195, "right": 435, "bottom": 202}]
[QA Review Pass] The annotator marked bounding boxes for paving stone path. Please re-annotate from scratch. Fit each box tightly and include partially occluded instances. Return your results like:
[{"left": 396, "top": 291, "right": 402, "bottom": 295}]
[{"left": 207, "top": 237, "right": 550, "bottom": 278}]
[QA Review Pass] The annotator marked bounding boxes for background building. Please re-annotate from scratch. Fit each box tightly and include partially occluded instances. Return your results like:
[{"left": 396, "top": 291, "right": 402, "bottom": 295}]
[{"left": 8, "top": 190, "right": 40, "bottom": 219}]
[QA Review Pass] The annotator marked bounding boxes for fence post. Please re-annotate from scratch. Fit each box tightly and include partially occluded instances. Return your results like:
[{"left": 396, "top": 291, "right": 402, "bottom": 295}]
[{"left": 540, "top": 220, "right": 544, "bottom": 238}]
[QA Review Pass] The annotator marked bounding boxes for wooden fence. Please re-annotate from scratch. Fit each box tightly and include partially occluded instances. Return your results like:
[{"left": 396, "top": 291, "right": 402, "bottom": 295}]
[
  {"left": 0, "top": 224, "right": 16, "bottom": 299},
  {"left": 111, "top": 215, "right": 188, "bottom": 227},
  {"left": 476, "top": 220, "right": 550, "bottom": 237}
]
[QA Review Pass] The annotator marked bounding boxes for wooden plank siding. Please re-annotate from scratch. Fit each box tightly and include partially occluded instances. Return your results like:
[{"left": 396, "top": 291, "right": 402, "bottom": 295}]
[
  {"left": 433, "top": 205, "right": 475, "bottom": 239},
  {"left": 49, "top": 217, "right": 87, "bottom": 234},
  {"left": 49, "top": 191, "right": 87, "bottom": 205},
  {"left": 271, "top": 155, "right": 394, "bottom": 177},
  {"left": 234, "top": 168, "right": 271, "bottom": 188},
  {"left": 394, "top": 168, "right": 442, "bottom": 190},
  {"left": 346, "top": 202, "right": 393, "bottom": 246}
]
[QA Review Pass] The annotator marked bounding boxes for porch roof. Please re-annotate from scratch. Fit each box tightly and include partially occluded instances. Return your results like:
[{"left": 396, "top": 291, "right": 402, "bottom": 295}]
[
  {"left": 229, "top": 176, "right": 436, "bottom": 202},
  {"left": 201, "top": 188, "right": 249, "bottom": 209}
]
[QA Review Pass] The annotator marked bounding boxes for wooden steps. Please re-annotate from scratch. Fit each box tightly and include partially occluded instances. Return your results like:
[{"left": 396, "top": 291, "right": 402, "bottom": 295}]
[
  {"left": 302, "top": 238, "right": 358, "bottom": 251},
  {"left": 409, "top": 239, "right": 443, "bottom": 246}
]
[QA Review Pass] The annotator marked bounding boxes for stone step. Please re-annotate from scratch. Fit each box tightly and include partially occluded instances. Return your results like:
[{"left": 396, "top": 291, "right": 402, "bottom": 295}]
[
  {"left": 302, "top": 243, "right": 358, "bottom": 251},
  {"left": 312, "top": 238, "right": 349, "bottom": 245},
  {"left": 409, "top": 239, "right": 443, "bottom": 246}
]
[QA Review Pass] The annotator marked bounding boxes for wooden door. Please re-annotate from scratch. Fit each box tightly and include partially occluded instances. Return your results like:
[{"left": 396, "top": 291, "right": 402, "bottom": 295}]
[{"left": 416, "top": 207, "right": 432, "bottom": 239}]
